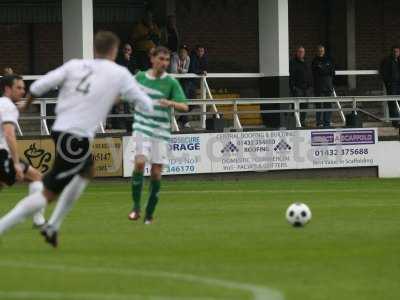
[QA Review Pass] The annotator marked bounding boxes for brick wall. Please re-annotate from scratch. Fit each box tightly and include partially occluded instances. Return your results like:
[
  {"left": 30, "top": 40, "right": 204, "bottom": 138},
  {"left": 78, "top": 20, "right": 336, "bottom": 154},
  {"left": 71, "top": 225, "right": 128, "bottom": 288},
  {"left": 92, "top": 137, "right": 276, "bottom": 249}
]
[
  {"left": 0, "top": 25, "right": 31, "bottom": 75},
  {"left": 289, "top": 0, "right": 326, "bottom": 58},
  {"left": 354, "top": 0, "right": 400, "bottom": 91},
  {"left": 1, "top": 0, "right": 400, "bottom": 83},
  {"left": 356, "top": 0, "right": 400, "bottom": 68},
  {"left": 175, "top": 0, "right": 259, "bottom": 73},
  {"left": 383, "top": 0, "right": 400, "bottom": 49},
  {"left": 355, "top": 0, "right": 384, "bottom": 70},
  {"left": 94, "top": 23, "right": 133, "bottom": 44},
  {"left": 32, "top": 24, "right": 63, "bottom": 74},
  {"left": 0, "top": 24, "right": 62, "bottom": 75},
  {"left": 0, "top": 23, "right": 133, "bottom": 75},
  {"left": 0, "top": 1, "right": 330, "bottom": 76}
]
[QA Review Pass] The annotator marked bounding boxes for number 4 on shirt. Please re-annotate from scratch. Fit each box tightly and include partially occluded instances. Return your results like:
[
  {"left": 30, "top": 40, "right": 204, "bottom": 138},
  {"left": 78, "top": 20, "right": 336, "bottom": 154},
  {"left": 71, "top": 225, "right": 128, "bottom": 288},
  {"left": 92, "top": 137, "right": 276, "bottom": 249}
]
[{"left": 76, "top": 67, "right": 93, "bottom": 95}]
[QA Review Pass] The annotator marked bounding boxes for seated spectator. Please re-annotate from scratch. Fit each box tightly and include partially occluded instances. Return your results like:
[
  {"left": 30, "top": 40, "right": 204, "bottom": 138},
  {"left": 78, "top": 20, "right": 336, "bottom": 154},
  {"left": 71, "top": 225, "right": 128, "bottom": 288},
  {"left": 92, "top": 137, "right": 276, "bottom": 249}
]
[
  {"left": 170, "top": 46, "right": 190, "bottom": 74},
  {"left": 189, "top": 45, "right": 208, "bottom": 76},
  {"left": 116, "top": 43, "right": 138, "bottom": 74},
  {"left": 312, "top": 45, "right": 335, "bottom": 128},
  {"left": 380, "top": 45, "right": 400, "bottom": 127},
  {"left": 289, "top": 46, "right": 313, "bottom": 126},
  {"left": 131, "top": 8, "right": 161, "bottom": 70},
  {"left": 161, "top": 15, "right": 179, "bottom": 53}
]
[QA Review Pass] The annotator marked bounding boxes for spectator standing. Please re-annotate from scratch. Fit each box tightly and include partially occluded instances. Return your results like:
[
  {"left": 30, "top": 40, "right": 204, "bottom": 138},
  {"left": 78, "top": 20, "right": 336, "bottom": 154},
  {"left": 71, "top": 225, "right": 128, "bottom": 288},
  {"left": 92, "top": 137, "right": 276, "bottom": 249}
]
[
  {"left": 131, "top": 8, "right": 161, "bottom": 70},
  {"left": 380, "top": 45, "right": 400, "bottom": 127},
  {"left": 289, "top": 46, "right": 313, "bottom": 126},
  {"left": 161, "top": 15, "right": 179, "bottom": 53},
  {"left": 312, "top": 45, "right": 335, "bottom": 127}
]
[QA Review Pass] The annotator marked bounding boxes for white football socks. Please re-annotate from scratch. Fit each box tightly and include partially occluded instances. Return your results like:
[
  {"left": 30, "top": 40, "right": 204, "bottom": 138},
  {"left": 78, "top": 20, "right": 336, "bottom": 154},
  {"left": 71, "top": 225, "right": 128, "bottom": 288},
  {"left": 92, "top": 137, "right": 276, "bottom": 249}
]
[
  {"left": 47, "top": 175, "right": 89, "bottom": 231},
  {"left": 0, "top": 192, "right": 47, "bottom": 235},
  {"left": 29, "top": 181, "right": 46, "bottom": 226}
]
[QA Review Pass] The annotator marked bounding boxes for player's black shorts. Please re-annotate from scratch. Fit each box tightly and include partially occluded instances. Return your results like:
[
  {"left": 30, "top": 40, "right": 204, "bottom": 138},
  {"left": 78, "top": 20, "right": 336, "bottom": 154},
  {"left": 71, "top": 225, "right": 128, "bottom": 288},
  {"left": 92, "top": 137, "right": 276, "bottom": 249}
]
[
  {"left": 43, "top": 131, "right": 93, "bottom": 194},
  {"left": 0, "top": 149, "right": 29, "bottom": 186}
]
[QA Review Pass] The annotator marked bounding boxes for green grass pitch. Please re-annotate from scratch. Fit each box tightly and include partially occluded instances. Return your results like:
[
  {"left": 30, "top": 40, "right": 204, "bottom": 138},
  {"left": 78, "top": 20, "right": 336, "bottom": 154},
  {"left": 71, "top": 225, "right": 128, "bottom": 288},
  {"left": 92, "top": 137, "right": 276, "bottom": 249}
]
[{"left": 0, "top": 178, "right": 399, "bottom": 300}]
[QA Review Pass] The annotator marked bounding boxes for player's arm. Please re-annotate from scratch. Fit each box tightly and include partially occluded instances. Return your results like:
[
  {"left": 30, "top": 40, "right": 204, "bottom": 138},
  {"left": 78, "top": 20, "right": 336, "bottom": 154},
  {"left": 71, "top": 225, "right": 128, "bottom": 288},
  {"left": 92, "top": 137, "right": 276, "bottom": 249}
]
[
  {"left": 2, "top": 123, "right": 23, "bottom": 181},
  {"left": 23, "top": 63, "right": 69, "bottom": 111},
  {"left": 159, "top": 99, "right": 188, "bottom": 112},
  {"left": 120, "top": 72, "right": 153, "bottom": 113},
  {"left": 20, "top": 92, "right": 35, "bottom": 113},
  {"left": 160, "top": 79, "right": 189, "bottom": 112}
]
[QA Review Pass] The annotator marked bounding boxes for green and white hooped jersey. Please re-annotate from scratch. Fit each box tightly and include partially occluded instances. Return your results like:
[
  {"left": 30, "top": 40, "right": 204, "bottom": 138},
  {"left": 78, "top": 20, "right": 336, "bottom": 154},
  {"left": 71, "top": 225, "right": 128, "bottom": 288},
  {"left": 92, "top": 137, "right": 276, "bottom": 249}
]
[{"left": 133, "top": 71, "right": 186, "bottom": 142}]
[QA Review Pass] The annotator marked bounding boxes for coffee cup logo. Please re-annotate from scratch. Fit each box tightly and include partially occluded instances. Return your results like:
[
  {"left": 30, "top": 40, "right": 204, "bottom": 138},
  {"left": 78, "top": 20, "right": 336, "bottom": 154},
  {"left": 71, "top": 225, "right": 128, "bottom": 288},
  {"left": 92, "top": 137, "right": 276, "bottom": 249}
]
[{"left": 24, "top": 143, "right": 52, "bottom": 173}]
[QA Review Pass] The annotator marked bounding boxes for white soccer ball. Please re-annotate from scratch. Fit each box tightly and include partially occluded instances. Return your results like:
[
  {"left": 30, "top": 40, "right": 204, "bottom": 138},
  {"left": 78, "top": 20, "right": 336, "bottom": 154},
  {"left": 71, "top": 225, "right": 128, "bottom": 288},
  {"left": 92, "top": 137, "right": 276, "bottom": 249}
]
[{"left": 286, "top": 203, "right": 312, "bottom": 227}]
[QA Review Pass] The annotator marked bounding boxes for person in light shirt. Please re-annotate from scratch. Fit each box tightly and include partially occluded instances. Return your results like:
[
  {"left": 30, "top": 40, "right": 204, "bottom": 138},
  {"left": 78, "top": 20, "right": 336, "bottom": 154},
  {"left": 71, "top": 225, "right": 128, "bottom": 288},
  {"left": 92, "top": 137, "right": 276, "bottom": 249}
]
[
  {"left": 0, "top": 31, "right": 153, "bottom": 247},
  {"left": 0, "top": 75, "right": 46, "bottom": 227}
]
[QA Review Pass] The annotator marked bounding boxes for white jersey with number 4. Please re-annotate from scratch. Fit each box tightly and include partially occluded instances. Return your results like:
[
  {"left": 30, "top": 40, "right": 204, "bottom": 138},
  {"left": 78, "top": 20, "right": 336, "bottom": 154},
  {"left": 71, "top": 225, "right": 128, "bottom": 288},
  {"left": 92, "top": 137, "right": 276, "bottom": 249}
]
[
  {"left": 30, "top": 58, "right": 153, "bottom": 139},
  {"left": 0, "top": 96, "right": 19, "bottom": 152}
]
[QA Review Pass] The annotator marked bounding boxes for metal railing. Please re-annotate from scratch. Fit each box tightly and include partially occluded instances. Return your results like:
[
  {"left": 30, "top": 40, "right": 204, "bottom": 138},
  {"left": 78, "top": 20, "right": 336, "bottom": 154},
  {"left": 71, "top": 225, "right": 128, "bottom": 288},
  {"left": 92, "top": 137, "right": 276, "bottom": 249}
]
[
  {"left": 18, "top": 95, "right": 400, "bottom": 136},
  {"left": 12, "top": 70, "right": 393, "bottom": 135},
  {"left": 19, "top": 73, "right": 263, "bottom": 131}
]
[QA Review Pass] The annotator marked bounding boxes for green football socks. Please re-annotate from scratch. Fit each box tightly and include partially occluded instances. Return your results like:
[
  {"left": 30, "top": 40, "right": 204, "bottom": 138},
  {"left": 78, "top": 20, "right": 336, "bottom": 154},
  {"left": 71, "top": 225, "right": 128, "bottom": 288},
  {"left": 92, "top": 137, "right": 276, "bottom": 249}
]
[
  {"left": 131, "top": 171, "right": 144, "bottom": 211},
  {"left": 145, "top": 179, "right": 161, "bottom": 219}
]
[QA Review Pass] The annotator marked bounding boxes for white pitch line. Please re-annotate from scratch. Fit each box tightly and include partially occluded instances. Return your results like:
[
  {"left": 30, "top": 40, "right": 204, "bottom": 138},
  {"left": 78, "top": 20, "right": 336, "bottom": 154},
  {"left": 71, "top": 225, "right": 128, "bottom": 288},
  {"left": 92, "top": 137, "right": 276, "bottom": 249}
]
[
  {"left": 0, "top": 261, "right": 284, "bottom": 300},
  {"left": 0, "top": 291, "right": 218, "bottom": 300},
  {"left": 158, "top": 189, "right": 400, "bottom": 194},
  {"left": 2, "top": 188, "right": 400, "bottom": 196}
]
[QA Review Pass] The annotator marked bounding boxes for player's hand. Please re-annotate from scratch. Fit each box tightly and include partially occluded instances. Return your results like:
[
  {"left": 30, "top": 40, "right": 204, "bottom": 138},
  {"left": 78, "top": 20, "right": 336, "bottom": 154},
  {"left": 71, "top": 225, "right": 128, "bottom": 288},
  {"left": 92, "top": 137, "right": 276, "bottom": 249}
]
[
  {"left": 14, "top": 163, "right": 24, "bottom": 182},
  {"left": 159, "top": 99, "right": 174, "bottom": 108}
]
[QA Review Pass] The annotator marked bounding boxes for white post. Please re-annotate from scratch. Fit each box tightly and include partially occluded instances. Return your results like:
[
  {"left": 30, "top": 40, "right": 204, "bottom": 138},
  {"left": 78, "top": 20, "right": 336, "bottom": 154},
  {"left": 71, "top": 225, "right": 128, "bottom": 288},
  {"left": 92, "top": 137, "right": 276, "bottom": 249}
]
[
  {"left": 258, "top": 0, "right": 290, "bottom": 127},
  {"left": 258, "top": 0, "right": 289, "bottom": 77},
  {"left": 171, "top": 107, "right": 180, "bottom": 132},
  {"left": 200, "top": 77, "right": 207, "bottom": 129},
  {"left": 62, "top": 0, "right": 93, "bottom": 61},
  {"left": 347, "top": 0, "right": 356, "bottom": 90},
  {"left": 40, "top": 101, "right": 50, "bottom": 135},
  {"left": 293, "top": 100, "right": 302, "bottom": 128}
]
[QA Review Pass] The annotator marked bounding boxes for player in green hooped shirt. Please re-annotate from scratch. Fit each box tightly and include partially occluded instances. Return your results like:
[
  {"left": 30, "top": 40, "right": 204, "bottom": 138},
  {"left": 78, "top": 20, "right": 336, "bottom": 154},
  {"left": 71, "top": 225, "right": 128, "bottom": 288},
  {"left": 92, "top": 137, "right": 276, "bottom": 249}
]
[{"left": 128, "top": 46, "right": 188, "bottom": 224}]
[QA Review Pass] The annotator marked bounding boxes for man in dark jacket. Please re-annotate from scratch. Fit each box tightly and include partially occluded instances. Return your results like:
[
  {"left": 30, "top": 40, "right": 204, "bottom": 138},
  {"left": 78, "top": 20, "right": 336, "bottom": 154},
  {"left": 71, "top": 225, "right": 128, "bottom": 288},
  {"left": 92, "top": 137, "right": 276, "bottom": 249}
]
[
  {"left": 114, "top": 43, "right": 137, "bottom": 130},
  {"left": 312, "top": 45, "right": 335, "bottom": 127},
  {"left": 116, "top": 43, "right": 138, "bottom": 75},
  {"left": 290, "top": 46, "right": 313, "bottom": 126},
  {"left": 179, "top": 45, "right": 208, "bottom": 128},
  {"left": 380, "top": 46, "right": 400, "bottom": 127},
  {"left": 189, "top": 45, "right": 208, "bottom": 77}
]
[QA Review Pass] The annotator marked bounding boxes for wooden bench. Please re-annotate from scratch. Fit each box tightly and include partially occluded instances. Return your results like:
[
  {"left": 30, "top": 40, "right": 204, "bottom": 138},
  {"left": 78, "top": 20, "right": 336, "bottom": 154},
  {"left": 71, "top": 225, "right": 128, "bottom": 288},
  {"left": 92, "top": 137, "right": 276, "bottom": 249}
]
[{"left": 213, "top": 93, "right": 263, "bottom": 126}]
